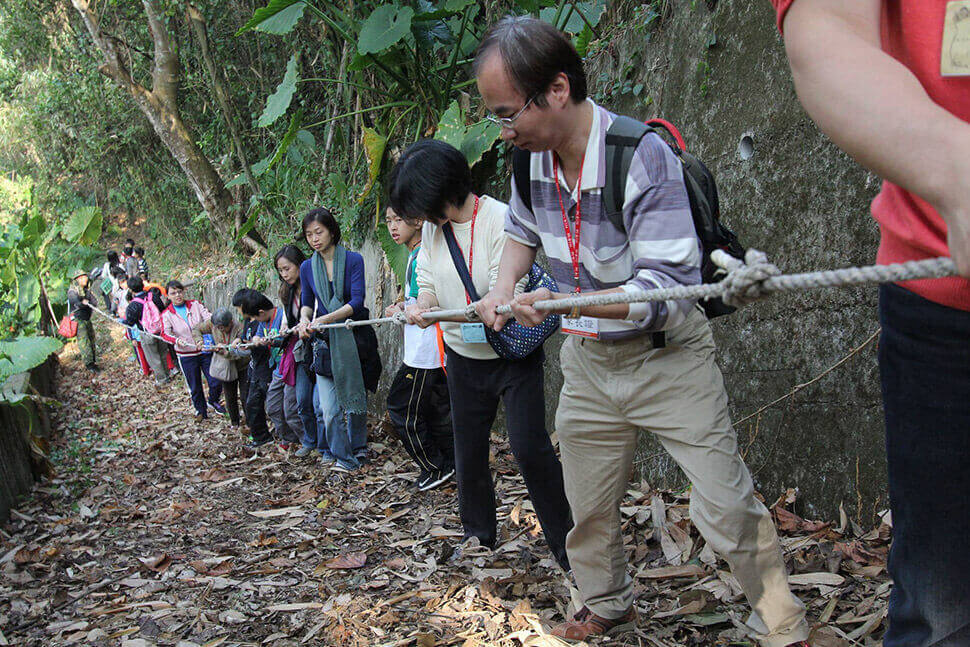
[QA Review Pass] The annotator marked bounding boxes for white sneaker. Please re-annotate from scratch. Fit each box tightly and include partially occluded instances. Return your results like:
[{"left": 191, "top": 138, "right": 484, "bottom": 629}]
[{"left": 418, "top": 468, "right": 455, "bottom": 492}]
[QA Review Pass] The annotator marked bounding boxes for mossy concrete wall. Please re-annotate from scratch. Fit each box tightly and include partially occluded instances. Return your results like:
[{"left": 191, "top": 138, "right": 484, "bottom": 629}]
[{"left": 0, "top": 356, "right": 56, "bottom": 524}]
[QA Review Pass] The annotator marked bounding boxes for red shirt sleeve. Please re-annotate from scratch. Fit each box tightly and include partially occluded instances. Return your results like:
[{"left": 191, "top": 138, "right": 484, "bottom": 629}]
[{"left": 770, "top": 0, "right": 796, "bottom": 34}]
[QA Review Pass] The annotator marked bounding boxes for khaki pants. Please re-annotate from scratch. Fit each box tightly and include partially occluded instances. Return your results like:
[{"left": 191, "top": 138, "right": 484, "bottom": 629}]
[
  {"left": 556, "top": 309, "right": 808, "bottom": 647},
  {"left": 141, "top": 335, "right": 169, "bottom": 384}
]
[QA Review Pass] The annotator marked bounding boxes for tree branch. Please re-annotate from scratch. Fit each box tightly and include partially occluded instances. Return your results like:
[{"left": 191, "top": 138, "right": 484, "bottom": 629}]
[{"left": 142, "top": 0, "right": 178, "bottom": 111}]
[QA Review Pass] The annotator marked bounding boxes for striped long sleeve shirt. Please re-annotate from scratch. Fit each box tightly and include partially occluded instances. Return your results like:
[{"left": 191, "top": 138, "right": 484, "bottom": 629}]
[{"left": 504, "top": 100, "right": 702, "bottom": 340}]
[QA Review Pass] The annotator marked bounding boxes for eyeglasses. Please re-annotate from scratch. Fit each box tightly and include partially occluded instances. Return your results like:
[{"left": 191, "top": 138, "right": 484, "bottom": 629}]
[{"left": 485, "top": 94, "right": 538, "bottom": 129}]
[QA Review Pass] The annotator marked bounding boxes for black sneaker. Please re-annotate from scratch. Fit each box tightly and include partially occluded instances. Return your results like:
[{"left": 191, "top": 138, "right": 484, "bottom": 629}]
[
  {"left": 418, "top": 468, "right": 455, "bottom": 492},
  {"left": 413, "top": 471, "right": 433, "bottom": 489},
  {"left": 244, "top": 438, "right": 271, "bottom": 449}
]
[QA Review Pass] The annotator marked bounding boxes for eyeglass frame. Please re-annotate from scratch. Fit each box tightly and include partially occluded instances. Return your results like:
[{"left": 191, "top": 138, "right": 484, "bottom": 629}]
[{"left": 484, "top": 93, "right": 540, "bottom": 129}]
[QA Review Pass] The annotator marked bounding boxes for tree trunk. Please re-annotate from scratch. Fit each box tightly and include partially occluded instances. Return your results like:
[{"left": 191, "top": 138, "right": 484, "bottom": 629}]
[{"left": 70, "top": 0, "right": 263, "bottom": 254}]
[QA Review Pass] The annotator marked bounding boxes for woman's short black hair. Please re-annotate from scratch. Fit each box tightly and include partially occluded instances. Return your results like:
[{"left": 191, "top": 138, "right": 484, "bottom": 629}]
[
  {"left": 301, "top": 208, "right": 341, "bottom": 247},
  {"left": 387, "top": 139, "right": 471, "bottom": 222},
  {"left": 166, "top": 280, "right": 185, "bottom": 292},
  {"left": 238, "top": 290, "right": 275, "bottom": 317},
  {"left": 231, "top": 288, "right": 256, "bottom": 308},
  {"left": 474, "top": 16, "right": 587, "bottom": 107},
  {"left": 106, "top": 250, "right": 119, "bottom": 265},
  {"left": 128, "top": 276, "right": 144, "bottom": 293}
]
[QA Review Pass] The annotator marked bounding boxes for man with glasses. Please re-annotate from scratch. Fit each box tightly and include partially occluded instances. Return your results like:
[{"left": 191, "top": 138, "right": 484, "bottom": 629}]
[{"left": 473, "top": 17, "right": 808, "bottom": 645}]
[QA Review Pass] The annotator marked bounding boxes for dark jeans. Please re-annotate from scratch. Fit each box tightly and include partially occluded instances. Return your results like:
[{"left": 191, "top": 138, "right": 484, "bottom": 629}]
[
  {"left": 880, "top": 284, "right": 970, "bottom": 647},
  {"left": 177, "top": 353, "right": 223, "bottom": 418},
  {"left": 445, "top": 346, "right": 571, "bottom": 570},
  {"left": 386, "top": 363, "right": 454, "bottom": 474},
  {"left": 223, "top": 364, "right": 249, "bottom": 427},
  {"left": 296, "top": 363, "right": 319, "bottom": 449},
  {"left": 246, "top": 376, "right": 271, "bottom": 443}
]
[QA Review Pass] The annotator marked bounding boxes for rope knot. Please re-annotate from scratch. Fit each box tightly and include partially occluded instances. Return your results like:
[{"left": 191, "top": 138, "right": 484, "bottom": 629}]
[
  {"left": 714, "top": 248, "right": 781, "bottom": 308},
  {"left": 392, "top": 311, "right": 407, "bottom": 325}
]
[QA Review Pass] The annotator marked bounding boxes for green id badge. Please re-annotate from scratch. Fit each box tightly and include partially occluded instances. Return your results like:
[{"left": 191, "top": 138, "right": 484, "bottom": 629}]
[{"left": 460, "top": 322, "right": 488, "bottom": 344}]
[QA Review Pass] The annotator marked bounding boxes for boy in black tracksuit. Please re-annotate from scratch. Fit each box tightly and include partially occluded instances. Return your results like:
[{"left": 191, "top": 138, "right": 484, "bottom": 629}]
[
  {"left": 236, "top": 289, "right": 288, "bottom": 449},
  {"left": 383, "top": 207, "right": 455, "bottom": 491}
]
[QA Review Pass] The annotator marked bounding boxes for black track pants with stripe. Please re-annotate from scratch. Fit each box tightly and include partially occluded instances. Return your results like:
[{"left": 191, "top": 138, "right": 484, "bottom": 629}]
[{"left": 386, "top": 364, "right": 454, "bottom": 473}]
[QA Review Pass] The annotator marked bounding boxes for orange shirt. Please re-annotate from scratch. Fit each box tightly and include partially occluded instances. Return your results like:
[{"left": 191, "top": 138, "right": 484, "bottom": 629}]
[
  {"left": 143, "top": 281, "right": 168, "bottom": 299},
  {"left": 772, "top": 0, "right": 970, "bottom": 311}
]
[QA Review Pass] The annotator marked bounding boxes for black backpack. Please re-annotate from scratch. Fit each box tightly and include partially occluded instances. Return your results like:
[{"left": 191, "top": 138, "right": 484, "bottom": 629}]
[{"left": 512, "top": 115, "right": 745, "bottom": 319}]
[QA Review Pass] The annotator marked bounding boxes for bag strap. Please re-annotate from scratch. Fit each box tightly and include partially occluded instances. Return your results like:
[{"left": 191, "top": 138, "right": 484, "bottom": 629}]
[
  {"left": 603, "top": 115, "right": 652, "bottom": 232},
  {"left": 441, "top": 223, "right": 481, "bottom": 303},
  {"left": 511, "top": 146, "right": 533, "bottom": 214}
]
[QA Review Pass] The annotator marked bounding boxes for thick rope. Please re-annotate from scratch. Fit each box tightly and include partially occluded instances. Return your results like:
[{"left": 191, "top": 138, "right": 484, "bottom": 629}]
[{"left": 88, "top": 251, "right": 958, "bottom": 348}]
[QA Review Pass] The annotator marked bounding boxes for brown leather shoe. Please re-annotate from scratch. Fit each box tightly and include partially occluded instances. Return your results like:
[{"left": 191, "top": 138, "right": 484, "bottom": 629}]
[{"left": 550, "top": 606, "right": 637, "bottom": 641}]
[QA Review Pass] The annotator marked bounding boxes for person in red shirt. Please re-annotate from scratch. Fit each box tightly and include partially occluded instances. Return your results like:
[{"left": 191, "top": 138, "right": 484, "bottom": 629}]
[{"left": 772, "top": 2, "right": 970, "bottom": 645}]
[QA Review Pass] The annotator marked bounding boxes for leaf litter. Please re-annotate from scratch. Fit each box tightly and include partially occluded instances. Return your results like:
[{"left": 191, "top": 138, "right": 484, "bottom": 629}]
[{"left": 1, "top": 329, "right": 892, "bottom": 646}]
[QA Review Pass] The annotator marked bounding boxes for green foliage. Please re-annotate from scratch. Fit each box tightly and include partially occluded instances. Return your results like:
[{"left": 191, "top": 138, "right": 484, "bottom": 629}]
[
  {"left": 435, "top": 100, "right": 502, "bottom": 167},
  {"left": 259, "top": 53, "right": 300, "bottom": 127},
  {"left": 360, "top": 127, "right": 388, "bottom": 203},
  {"left": 358, "top": 5, "right": 415, "bottom": 55},
  {"left": 0, "top": 336, "right": 61, "bottom": 385},
  {"left": 255, "top": 1, "right": 306, "bottom": 35},
  {"left": 62, "top": 206, "right": 103, "bottom": 247}
]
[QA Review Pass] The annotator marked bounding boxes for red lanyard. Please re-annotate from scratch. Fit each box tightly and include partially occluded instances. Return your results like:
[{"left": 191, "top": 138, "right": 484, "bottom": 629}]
[
  {"left": 553, "top": 155, "right": 584, "bottom": 293},
  {"left": 459, "top": 195, "right": 479, "bottom": 305}
]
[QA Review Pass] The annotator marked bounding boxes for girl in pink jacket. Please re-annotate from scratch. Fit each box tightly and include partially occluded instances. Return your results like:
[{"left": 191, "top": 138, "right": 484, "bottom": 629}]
[{"left": 161, "top": 280, "right": 224, "bottom": 421}]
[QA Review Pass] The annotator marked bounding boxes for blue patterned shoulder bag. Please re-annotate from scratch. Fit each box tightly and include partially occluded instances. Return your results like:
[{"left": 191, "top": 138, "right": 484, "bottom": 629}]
[{"left": 442, "top": 222, "right": 560, "bottom": 360}]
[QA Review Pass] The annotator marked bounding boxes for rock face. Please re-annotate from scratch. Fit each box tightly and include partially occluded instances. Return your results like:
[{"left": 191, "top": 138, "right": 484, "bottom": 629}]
[{"left": 196, "top": 2, "right": 888, "bottom": 521}]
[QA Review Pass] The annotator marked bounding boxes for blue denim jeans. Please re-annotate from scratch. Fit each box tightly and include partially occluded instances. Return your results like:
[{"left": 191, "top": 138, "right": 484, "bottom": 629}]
[
  {"left": 296, "top": 366, "right": 321, "bottom": 449},
  {"left": 880, "top": 284, "right": 970, "bottom": 647},
  {"left": 315, "top": 374, "right": 359, "bottom": 469}
]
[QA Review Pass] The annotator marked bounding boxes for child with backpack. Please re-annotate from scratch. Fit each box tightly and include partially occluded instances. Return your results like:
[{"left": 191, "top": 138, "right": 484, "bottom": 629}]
[{"left": 123, "top": 276, "right": 169, "bottom": 385}]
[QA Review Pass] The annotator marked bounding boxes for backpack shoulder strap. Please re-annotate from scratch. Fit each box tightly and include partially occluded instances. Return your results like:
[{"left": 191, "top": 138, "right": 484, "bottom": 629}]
[
  {"left": 441, "top": 223, "right": 481, "bottom": 303},
  {"left": 511, "top": 147, "right": 533, "bottom": 214},
  {"left": 604, "top": 115, "right": 652, "bottom": 231}
]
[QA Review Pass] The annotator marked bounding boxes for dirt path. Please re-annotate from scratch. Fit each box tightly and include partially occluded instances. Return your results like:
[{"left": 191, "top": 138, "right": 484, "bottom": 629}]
[{"left": 1, "top": 330, "right": 889, "bottom": 646}]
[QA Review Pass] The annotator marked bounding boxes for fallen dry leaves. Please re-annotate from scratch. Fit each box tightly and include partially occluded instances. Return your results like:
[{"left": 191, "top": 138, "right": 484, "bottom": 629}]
[{"left": 0, "top": 329, "right": 893, "bottom": 646}]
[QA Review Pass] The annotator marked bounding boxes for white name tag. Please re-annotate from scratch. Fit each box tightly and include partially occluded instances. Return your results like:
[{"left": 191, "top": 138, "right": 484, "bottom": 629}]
[
  {"left": 460, "top": 322, "right": 488, "bottom": 344},
  {"left": 561, "top": 316, "right": 600, "bottom": 339}
]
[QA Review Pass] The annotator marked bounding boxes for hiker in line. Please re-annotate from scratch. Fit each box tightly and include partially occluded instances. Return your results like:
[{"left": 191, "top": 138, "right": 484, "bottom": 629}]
[
  {"left": 236, "top": 289, "right": 287, "bottom": 449},
  {"left": 273, "top": 245, "right": 322, "bottom": 457},
  {"left": 109, "top": 266, "right": 130, "bottom": 316},
  {"left": 123, "top": 276, "right": 169, "bottom": 386},
  {"left": 772, "top": 2, "right": 970, "bottom": 644},
  {"left": 123, "top": 239, "right": 139, "bottom": 279},
  {"left": 133, "top": 246, "right": 149, "bottom": 281},
  {"left": 296, "top": 209, "right": 369, "bottom": 473},
  {"left": 193, "top": 307, "right": 250, "bottom": 429},
  {"left": 161, "top": 280, "right": 224, "bottom": 421},
  {"left": 473, "top": 18, "right": 808, "bottom": 644},
  {"left": 383, "top": 205, "right": 455, "bottom": 491},
  {"left": 391, "top": 139, "right": 572, "bottom": 568},
  {"left": 260, "top": 247, "right": 307, "bottom": 450},
  {"left": 100, "top": 251, "right": 122, "bottom": 313},
  {"left": 67, "top": 269, "right": 99, "bottom": 372}
]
